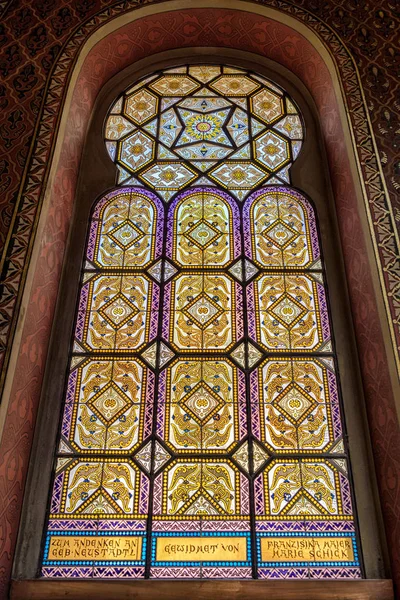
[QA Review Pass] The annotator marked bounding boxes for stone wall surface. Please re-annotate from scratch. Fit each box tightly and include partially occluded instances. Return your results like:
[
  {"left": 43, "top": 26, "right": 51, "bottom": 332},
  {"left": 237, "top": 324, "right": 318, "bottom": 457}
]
[{"left": 0, "top": 0, "right": 399, "bottom": 598}]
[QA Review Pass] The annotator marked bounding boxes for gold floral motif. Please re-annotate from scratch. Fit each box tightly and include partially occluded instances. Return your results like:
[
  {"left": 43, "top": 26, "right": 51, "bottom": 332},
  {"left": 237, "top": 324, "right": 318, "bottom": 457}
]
[
  {"left": 250, "top": 191, "right": 314, "bottom": 269},
  {"left": 95, "top": 191, "right": 159, "bottom": 269},
  {"left": 253, "top": 273, "right": 328, "bottom": 352},
  {"left": 125, "top": 89, "right": 158, "bottom": 124},
  {"left": 250, "top": 88, "right": 284, "bottom": 124},
  {"left": 164, "top": 461, "right": 238, "bottom": 516},
  {"left": 63, "top": 358, "right": 148, "bottom": 454},
  {"left": 170, "top": 273, "right": 236, "bottom": 351},
  {"left": 61, "top": 460, "right": 140, "bottom": 516},
  {"left": 82, "top": 274, "right": 153, "bottom": 352},
  {"left": 173, "top": 191, "right": 234, "bottom": 268},
  {"left": 164, "top": 359, "right": 238, "bottom": 453},
  {"left": 301, "top": 463, "right": 336, "bottom": 514},
  {"left": 268, "top": 462, "right": 301, "bottom": 514},
  {"left": 254, "top": 131, "right": 290, "bottom": 171},
  {"left": 150, "top": 75, "right": 200, "bottom": 97},
  {"left": 209, "top": 75, "right": 260, "bottom": 96},
  {"left": 102, "top": 462, "right": 136, "bottom": 513},
  {"left": 263, "top": 460, "right": 343, "bottom": 518},
  {"left": 259, "top": 358, "right": 335, "bottom": 452},
  {"left": 64, "top": 462, "right": 103, "bottom": 513}
]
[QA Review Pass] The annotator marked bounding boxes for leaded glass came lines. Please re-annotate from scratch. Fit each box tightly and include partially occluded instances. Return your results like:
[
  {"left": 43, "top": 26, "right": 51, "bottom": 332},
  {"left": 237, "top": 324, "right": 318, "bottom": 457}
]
[
  {"left": 41, "top": 65, "right": 362, "bottom": 581},
  {"left": 105, "top": 65, "right": 303, "bottom": 198}
]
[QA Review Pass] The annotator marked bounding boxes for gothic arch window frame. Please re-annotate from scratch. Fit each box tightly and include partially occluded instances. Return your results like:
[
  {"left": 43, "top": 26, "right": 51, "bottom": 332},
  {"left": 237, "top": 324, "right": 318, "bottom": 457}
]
[{"left": 11, "top": 51, "right": 389, "bottom": 592}]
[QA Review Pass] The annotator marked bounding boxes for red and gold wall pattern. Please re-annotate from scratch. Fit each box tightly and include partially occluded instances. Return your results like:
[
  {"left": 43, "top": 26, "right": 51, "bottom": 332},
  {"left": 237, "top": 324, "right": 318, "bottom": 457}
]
[{"left": 0, "top": 0, "right": 399, "bottom": 597}]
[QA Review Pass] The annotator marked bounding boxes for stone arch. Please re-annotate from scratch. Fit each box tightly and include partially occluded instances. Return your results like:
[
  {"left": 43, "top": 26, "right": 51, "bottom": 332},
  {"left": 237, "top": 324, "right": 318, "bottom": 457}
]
[{"left": 1, "top": 2, "right": 399, "bottom": 596}]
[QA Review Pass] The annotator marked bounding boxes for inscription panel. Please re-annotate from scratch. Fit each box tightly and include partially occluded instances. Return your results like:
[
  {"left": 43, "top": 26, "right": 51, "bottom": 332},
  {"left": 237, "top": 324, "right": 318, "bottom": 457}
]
[
  {"left": 155, "top": 536, "right": 248, "bottom": 562},
  {"left": 47, "top": 535, "right": 143, "bottom": 561},
  {"left": 260, "top": 536, "right": 355, "bottom": 563}
]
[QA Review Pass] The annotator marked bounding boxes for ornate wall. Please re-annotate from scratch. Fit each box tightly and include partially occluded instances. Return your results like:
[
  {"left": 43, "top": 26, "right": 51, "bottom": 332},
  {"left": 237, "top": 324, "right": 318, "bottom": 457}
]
[{"left": 0, "top": 0, "right": 399, "bottom": 597}]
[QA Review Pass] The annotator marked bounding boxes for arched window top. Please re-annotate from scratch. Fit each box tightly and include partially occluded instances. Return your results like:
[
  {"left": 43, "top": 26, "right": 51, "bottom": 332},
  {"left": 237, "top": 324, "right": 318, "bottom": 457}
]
[
  {"left": 104, "top": 65, "right": 304, "bottom": 198},
  {"left": 168, "top": 187, "right": 241, "bottom": 268},
  {"left": 243, "top": 187, "right": 321, "bottom": 270},
  {"left": 89, "top": 188, "right": 164, "bottom": 270}
]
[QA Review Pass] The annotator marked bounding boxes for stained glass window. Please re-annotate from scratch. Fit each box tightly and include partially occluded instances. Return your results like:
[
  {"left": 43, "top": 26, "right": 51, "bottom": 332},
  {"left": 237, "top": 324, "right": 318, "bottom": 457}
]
[{"left": 42, "top": 65, "right": 362, "bottom": 580}]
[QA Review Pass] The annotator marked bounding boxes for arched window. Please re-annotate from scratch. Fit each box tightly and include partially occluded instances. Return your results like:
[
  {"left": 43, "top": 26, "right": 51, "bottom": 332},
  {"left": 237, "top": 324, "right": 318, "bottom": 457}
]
[{"left": 41, "top": 65, "right": 361, "bottom": 580}]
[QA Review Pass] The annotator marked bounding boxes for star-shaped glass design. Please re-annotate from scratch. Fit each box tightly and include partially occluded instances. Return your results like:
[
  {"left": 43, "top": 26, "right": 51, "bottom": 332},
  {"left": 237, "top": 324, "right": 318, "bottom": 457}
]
[{"left": 177, "top": 110, "right": 231, "bottom": 146}]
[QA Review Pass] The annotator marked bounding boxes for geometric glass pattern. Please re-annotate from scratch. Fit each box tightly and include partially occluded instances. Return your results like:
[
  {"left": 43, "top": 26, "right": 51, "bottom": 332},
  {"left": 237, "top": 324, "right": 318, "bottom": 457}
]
[
  {"left": 105, "top": 65, "right": 304, "bottom": 202},
  {"left": 42, "top": 65, "right": 361, "bottom": 582},
  {"left": 253, "top": 130, "right": 290, "bottom": 171}
]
